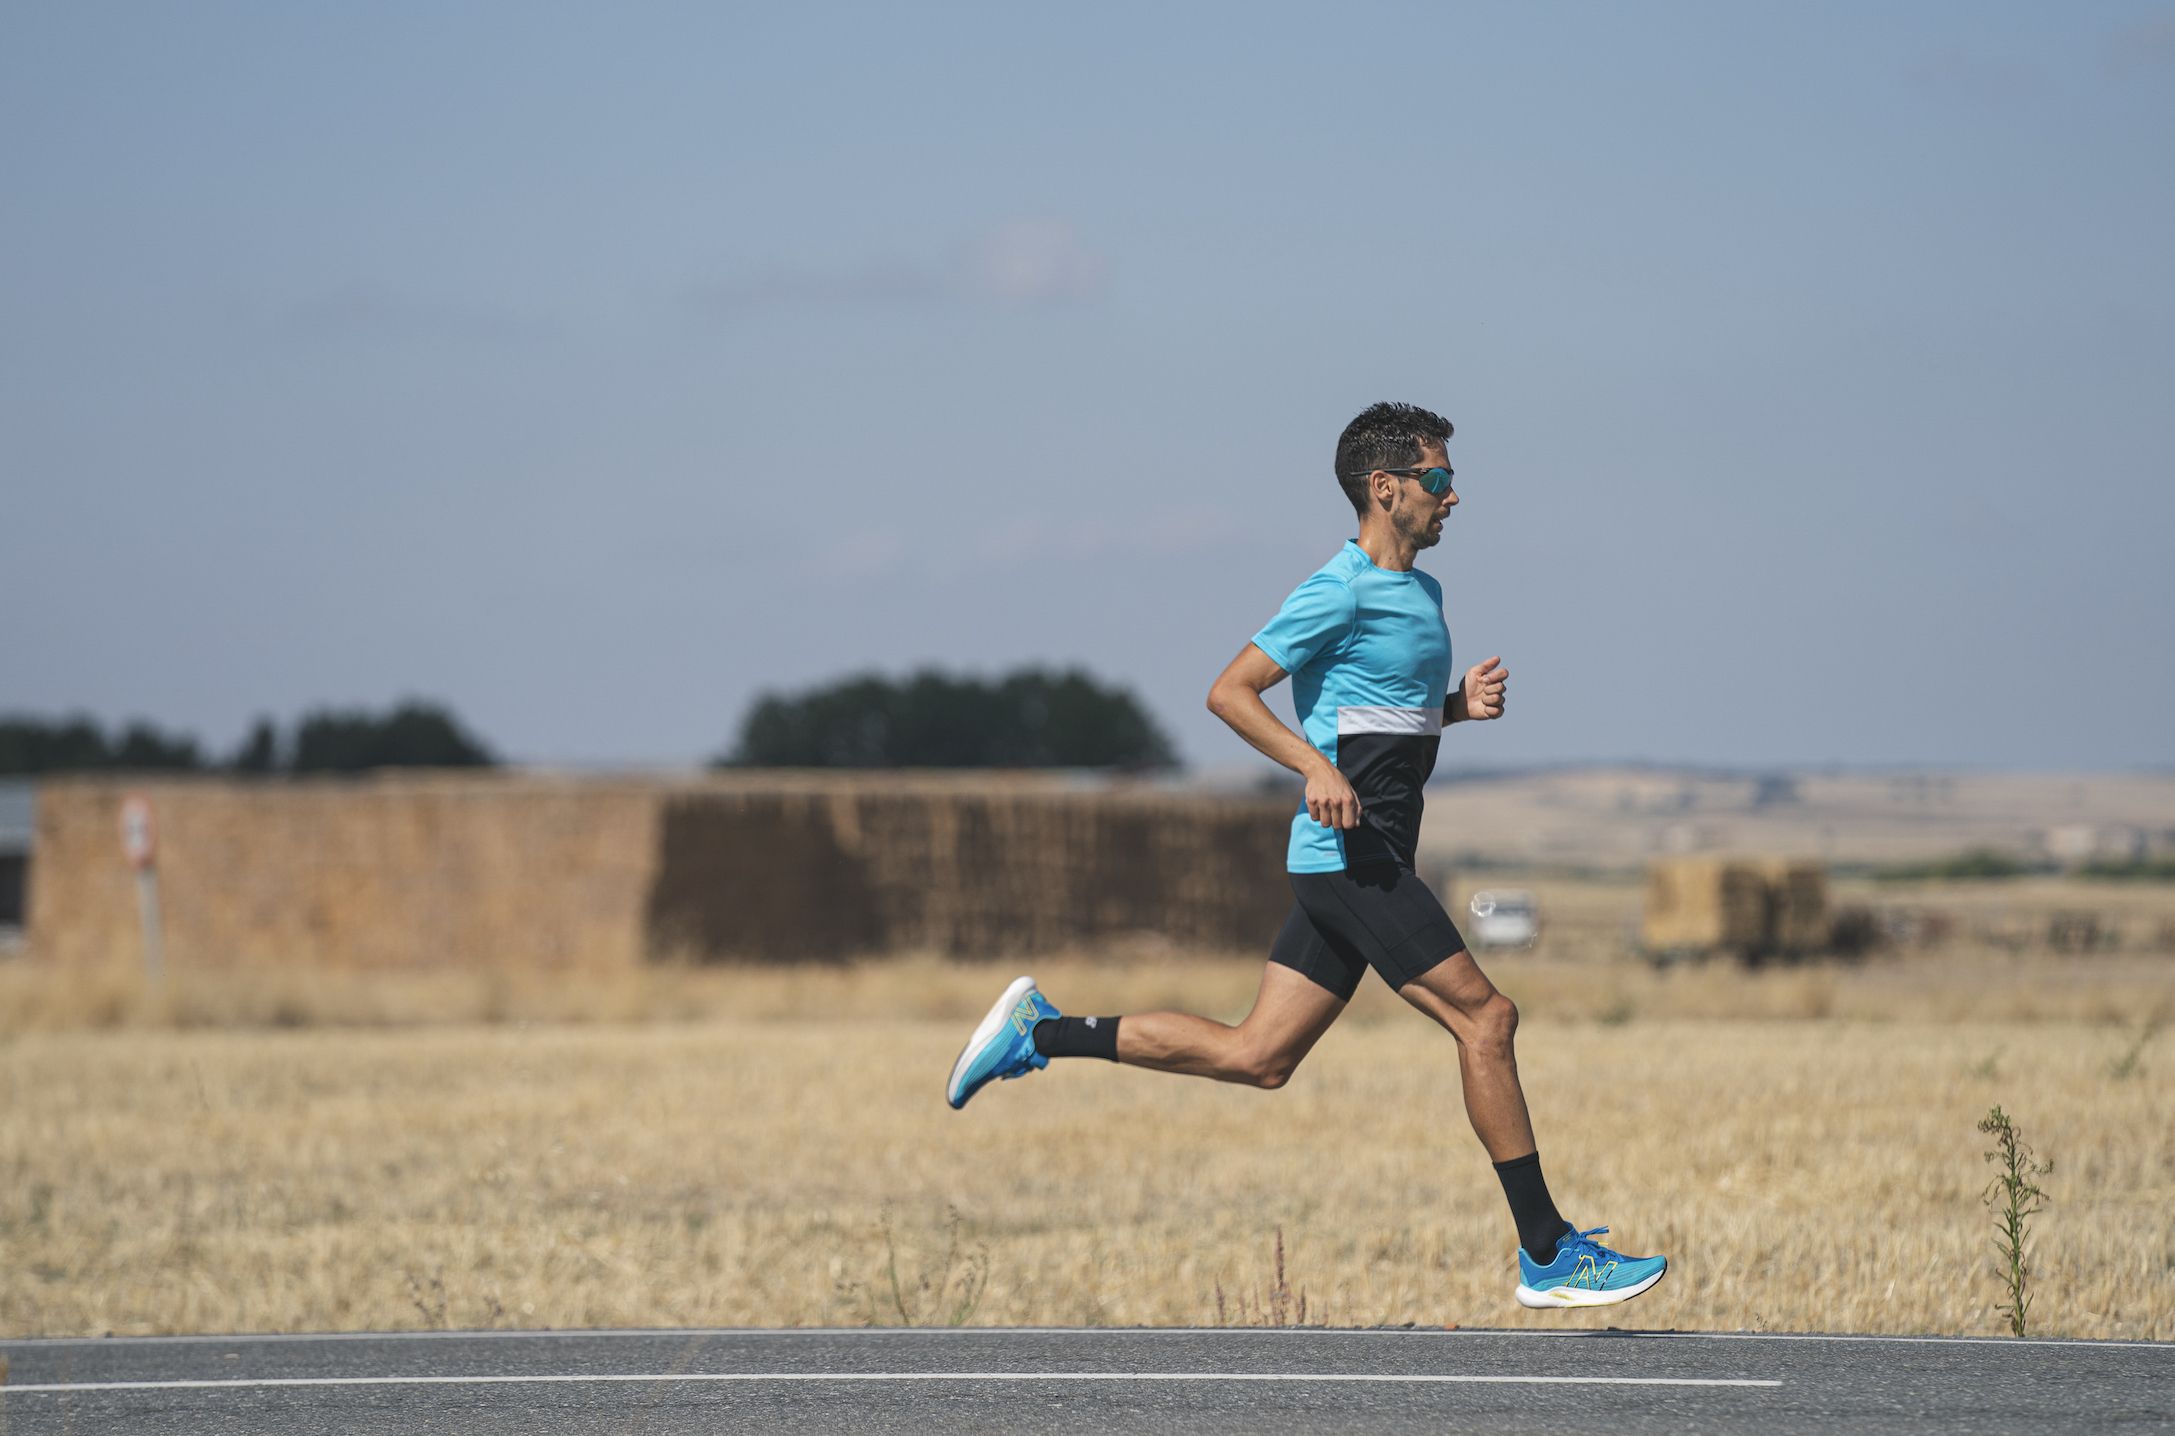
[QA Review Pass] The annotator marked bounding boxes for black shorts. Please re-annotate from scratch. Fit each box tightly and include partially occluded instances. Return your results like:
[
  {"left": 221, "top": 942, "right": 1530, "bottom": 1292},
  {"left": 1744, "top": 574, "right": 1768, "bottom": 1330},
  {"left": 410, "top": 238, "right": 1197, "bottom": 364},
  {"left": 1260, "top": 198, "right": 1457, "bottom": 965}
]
[{"left": 1269, "top": 862, "right": 1466, "bottom": 1001}]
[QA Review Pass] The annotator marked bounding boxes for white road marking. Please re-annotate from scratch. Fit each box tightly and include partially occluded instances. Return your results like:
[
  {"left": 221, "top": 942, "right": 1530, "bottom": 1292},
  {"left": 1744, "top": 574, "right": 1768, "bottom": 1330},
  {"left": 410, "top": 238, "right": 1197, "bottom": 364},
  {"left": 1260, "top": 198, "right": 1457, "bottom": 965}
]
[
  {"left": 3, "top": 1327, "right": 2164, "bottom": 1351},
  {"left": 4, "top": 1370, "right": 1782, "bottom": 1394}
]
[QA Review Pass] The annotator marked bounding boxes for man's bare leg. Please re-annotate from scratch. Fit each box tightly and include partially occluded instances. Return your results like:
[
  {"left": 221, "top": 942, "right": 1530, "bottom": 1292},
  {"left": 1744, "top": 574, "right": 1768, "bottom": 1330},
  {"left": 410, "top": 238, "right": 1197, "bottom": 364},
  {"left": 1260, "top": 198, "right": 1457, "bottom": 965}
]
[
  {"left": 1397, "top": 944, "right": 1670, "bottom": 1301},
  {"left": 1396, "top": 947, "right": 1536, "bottom": 1160},
  {"left": 1115, "top": 963, "right": 1346, "bottom": 1089}
]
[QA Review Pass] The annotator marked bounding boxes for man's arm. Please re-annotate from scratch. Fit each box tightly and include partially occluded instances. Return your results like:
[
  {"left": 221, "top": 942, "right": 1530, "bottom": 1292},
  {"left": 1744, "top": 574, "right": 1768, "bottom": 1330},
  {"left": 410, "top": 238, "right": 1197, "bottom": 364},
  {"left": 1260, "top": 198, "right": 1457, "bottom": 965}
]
[
  {"left": 1206, "top": 643, "right": 1362, "bottom": 830},
  {"left": 1445, "top": 655, "right": 1509, "bottom": 726}
]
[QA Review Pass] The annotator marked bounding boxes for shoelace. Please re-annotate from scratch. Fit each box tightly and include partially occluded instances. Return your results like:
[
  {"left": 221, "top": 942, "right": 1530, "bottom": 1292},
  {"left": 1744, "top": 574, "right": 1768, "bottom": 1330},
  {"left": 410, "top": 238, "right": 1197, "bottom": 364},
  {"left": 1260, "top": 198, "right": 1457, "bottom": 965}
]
[{"left": 1558, "top": 1226, "right": 1618, "bottom": 1261}]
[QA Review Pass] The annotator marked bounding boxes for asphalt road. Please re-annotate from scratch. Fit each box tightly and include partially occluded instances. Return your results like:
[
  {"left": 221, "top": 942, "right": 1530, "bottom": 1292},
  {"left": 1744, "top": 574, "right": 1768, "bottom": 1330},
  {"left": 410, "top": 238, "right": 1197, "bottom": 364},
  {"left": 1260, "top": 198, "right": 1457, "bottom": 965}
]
[{"left": 2, "top": 1326, "right": 2168, "bottom": 1435}]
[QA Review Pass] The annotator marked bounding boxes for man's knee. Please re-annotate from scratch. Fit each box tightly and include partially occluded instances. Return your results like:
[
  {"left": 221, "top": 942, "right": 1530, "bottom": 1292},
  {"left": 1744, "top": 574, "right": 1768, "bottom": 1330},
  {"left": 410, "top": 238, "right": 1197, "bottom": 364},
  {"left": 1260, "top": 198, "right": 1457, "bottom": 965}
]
[
  {"left": 1471, "top": 992, "right": 1519, "bottom": 1056},
  {"left": 1236, "top": 1043, "right": 1301, "bottom": 1090}
]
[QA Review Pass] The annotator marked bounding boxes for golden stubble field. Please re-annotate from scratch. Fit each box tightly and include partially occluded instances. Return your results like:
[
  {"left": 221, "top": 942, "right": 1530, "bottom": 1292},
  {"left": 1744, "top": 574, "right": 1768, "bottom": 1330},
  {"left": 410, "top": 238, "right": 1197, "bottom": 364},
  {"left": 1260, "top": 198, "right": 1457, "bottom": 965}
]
[{"left": 3, "top": 948, "right": 2171, "bottom": 1342}]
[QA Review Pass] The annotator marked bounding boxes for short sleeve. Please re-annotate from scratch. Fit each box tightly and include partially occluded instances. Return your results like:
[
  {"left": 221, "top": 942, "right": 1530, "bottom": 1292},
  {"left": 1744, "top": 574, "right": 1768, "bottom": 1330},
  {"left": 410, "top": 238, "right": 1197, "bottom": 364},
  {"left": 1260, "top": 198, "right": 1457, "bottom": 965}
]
[{"left": 1251, "top": 573, "right": 1355, "bottom": 674}]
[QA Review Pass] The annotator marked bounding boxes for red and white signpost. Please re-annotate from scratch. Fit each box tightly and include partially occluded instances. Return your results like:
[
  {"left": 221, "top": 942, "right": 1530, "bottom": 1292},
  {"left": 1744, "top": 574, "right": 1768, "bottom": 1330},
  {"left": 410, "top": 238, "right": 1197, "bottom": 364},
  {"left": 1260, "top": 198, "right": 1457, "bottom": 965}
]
[{"left": 119, "top": 794, "right": 164, "bottom": 984}]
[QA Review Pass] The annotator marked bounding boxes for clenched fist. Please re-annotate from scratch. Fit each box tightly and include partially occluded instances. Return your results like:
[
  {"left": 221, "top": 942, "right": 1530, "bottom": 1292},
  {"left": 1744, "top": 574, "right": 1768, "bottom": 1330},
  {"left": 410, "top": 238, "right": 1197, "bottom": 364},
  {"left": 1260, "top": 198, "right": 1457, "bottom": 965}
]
[
  {"left": 1457, "top": 655, "right": 1509, "bottom": 722},
  {"left": 1305, "top": 762, "right": 1363, "bottom": 829}
]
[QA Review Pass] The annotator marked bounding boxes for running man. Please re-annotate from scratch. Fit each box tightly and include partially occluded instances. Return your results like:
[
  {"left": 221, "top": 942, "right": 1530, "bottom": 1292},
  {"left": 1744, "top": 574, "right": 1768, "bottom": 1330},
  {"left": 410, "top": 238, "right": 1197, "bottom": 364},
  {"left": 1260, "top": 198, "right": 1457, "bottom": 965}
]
[{"left": 946, "top": 401, "right": 1667, "bottom": 1309}]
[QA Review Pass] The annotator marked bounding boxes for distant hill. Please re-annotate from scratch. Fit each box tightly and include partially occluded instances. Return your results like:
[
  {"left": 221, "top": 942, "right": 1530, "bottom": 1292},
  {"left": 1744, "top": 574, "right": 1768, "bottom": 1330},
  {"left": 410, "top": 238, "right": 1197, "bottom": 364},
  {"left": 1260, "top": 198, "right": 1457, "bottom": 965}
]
[{"left": 1408, "top": 766, "right": 2175, "bottom": 872}]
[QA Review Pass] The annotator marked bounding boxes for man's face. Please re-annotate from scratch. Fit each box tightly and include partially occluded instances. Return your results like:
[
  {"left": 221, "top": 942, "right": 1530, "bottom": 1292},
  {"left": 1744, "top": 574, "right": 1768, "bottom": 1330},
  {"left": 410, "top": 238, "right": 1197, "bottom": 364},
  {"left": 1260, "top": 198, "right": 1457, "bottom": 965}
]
[{"left": 1382, "top": 441, "right": 1457, "bottom": 549}]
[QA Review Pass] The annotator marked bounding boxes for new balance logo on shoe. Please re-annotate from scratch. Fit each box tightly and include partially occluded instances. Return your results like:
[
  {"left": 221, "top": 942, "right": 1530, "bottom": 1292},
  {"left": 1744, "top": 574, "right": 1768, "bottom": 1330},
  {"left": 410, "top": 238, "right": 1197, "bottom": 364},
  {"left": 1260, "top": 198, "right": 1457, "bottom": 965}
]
[{"left": 1569, "top": 1254, "right": 1617, "bottom": 1289}]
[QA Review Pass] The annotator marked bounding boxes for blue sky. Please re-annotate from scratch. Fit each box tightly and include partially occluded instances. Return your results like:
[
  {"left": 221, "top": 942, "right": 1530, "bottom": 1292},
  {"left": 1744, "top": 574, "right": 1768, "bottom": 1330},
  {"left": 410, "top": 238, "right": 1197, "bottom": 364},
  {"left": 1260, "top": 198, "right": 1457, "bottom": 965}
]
[{"left": 5, "top": 2, "right": 2172, "bottom": 771}]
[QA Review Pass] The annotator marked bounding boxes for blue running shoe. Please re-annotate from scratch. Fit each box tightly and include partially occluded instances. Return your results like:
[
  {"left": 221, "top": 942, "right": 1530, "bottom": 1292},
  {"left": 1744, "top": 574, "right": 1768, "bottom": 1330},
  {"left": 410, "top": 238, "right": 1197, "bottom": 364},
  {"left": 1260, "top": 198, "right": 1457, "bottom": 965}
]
[
  {"left": 946, "top": 975, "right": 1061, "bottom": 1110},
  {"left": 1515, "top": 1225, "right": 1669, "bottom": 1309}
]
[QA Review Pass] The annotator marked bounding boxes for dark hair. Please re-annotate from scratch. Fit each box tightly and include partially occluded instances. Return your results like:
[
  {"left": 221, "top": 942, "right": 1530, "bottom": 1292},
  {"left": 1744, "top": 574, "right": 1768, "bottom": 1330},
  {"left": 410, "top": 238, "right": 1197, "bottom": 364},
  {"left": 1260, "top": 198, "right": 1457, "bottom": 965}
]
[{"left": 1334, "top": 401, "right": 1454, "bottom": 517}]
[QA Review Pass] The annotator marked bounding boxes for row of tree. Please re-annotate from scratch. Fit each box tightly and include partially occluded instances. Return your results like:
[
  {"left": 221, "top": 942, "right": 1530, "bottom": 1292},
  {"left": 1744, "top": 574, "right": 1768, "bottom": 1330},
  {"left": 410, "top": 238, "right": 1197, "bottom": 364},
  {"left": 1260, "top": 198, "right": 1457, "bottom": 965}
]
[
  {"left": 721, "top": 667, "right": 1176, "bottom": 769},
  {"left": 0, "top": 703, "right": 495, "bottom": 776},
  {"left": 3, "top": 668, "right": 1179, "bottom": 776}
]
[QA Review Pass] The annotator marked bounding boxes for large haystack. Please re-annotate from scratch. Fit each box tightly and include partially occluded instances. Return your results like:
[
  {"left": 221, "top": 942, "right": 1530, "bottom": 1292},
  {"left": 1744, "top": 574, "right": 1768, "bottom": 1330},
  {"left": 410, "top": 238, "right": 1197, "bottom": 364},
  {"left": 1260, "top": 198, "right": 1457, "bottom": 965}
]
[
  {"left": 1641, "top": 856, "right": 1830, "bottom": 960},
  {"left": 26, "top": 773, "right": 1293, "bottom": 971}
]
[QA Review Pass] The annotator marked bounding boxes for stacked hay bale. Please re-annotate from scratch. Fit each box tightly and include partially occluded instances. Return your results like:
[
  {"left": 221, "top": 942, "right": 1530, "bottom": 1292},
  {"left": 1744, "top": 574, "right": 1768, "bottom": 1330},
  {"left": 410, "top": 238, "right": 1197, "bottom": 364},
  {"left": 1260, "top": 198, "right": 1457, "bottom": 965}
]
[
  {"left": 1642, "top": 856, "right": 1830, "bottom": 963},
  {"left": 1641, "top": 857, "right": 1770, "bottom": 959},
  {"left": 1755, "top": 859, "right": 1831, "bottom": 956},
  {"left": 643, "top": 781, "right": 1288, "bottom": 960},
  {"left": 29, "top": 773, "right": 1293, "bottom": 971},
  {"left": 28, "top": 775, "right": 660, "bottom": 971}
]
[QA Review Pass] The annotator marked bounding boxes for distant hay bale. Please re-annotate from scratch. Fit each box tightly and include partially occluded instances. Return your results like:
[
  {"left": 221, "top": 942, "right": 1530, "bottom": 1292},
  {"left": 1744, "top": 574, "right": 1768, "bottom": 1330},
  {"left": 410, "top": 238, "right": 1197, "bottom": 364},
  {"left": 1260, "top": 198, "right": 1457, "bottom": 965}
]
[
  {"left": 1642, "top": 856, "right": 1830, "bottom": 960},
  {"left": 1642, "top": 857, "right": 1769, "bottom": 954},
  {"left": 28, "top": 773, "right": 1293, "bottom": 971},
  {"left": 1755, "top": 858, "right": 1830, "bottom": 954}
]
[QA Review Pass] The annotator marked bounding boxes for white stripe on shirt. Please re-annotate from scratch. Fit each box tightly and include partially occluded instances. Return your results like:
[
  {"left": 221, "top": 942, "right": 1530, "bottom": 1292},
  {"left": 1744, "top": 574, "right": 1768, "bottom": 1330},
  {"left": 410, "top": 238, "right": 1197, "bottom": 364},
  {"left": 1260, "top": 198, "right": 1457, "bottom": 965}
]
[{"left": 1335, "top": 706, "right": 1443, "bottom": 736}]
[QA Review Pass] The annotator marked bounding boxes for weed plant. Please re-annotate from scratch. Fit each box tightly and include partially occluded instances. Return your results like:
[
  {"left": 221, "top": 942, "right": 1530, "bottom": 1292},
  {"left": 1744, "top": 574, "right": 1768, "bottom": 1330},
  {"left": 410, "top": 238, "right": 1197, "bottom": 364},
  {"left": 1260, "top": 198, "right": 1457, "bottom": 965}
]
[
  {"left": 834, "top": 1206, "right": 989, "bottom": 1325},
  {"left": 1977, "top": 1106, "right": 2051, "bottom": 1337},
  {"left": 1213, "top": 1227, "right": 1315, "bottom": 1327}
]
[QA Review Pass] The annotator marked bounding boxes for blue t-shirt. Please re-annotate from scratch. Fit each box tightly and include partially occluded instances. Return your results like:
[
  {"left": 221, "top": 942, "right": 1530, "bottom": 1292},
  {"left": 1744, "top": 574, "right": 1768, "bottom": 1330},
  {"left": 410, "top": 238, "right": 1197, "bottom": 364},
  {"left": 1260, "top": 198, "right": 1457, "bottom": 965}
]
[{"left": 1250, "top": 540, "right": 1453, "bottom": 873}]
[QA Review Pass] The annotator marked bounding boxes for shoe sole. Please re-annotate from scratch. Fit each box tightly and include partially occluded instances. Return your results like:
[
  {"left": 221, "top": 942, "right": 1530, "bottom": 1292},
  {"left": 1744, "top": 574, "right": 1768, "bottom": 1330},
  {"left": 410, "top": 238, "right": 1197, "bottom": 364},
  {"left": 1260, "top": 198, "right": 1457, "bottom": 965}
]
[
  {"left": 946, "top": 974, "right": 1038, "bottom": 1110},
  {"left": 1514, "top": 1262, "right": 1668, "bottom": 1309}
]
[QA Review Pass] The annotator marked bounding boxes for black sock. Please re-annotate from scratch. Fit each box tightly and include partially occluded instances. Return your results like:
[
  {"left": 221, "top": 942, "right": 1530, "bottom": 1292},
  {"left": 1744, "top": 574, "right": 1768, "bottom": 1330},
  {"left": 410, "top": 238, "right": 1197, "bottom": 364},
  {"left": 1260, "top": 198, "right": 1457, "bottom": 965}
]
[
  {"left": 1032, "top": 1015, "right": 1120, "bottom": 1061},
  {"left": 1493, "top": 1151, "right": 1569, "bottom": 1262}
]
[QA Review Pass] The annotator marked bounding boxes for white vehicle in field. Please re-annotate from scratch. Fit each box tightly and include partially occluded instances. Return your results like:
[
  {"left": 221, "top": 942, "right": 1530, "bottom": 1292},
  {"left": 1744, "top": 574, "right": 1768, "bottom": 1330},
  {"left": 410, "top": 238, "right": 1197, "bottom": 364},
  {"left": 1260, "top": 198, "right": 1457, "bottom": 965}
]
[{"left": 1468, "top": 889, "right": 1540, "bottom": 950}]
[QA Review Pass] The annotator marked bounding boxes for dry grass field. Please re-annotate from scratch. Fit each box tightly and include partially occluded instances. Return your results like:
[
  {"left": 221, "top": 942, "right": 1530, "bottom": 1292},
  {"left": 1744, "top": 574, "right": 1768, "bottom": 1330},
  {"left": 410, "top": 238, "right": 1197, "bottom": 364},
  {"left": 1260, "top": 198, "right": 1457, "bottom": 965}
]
[{"left": 4, "top": 939, "right": 2172, "bottom": 1342}]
